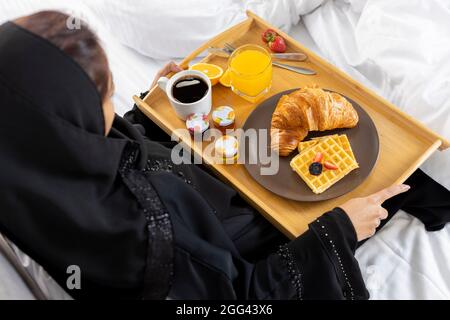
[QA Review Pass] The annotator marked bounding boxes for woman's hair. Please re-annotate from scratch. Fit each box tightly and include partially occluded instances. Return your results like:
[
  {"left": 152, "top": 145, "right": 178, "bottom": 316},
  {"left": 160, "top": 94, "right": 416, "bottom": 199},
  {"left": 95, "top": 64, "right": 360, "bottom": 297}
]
[{"left": 15, "top": 11, "right": 111, "bottom": 102}]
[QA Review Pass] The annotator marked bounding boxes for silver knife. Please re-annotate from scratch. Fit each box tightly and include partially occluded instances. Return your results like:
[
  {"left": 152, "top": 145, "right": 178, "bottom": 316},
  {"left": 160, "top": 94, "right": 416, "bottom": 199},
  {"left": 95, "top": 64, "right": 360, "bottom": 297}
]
[
  {"left": 208, "top": 47, "right": 307, "bottom": 61},
  {"left": 272, "top": 61, "right": 316, "bottom": 75},
  {"left": 271, "top": 52, "right": 307, "bottom": 61}
]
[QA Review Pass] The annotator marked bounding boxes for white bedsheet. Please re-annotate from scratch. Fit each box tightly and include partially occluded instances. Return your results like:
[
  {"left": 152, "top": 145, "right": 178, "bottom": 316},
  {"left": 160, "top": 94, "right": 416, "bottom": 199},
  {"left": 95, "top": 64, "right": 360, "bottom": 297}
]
[{"left": 1, "top": 0, "right": 448, "bottom": 300}]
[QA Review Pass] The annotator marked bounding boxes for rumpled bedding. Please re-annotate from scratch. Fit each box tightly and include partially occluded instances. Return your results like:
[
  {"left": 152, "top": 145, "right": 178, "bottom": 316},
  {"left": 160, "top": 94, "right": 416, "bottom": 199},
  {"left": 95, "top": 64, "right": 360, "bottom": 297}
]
[
  {"left": 83, "top": 0, "right": 306, "bottom": 59},
  {"left": 0, "top": 0, "right": 448, "bottom": 300}
]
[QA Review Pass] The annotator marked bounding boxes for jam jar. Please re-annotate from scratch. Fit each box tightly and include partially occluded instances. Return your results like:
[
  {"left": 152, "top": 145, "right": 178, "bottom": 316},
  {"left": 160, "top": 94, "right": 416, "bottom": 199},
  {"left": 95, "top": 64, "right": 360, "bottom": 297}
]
[
  {"left": 214, "top": 135, "right": 239, "bottom": 164},
  {"left": 186, "top": 113, "right": 209, "bottom": 136},
  {"left": 212, "top": 106, "right": 235, "bottom": 134}
]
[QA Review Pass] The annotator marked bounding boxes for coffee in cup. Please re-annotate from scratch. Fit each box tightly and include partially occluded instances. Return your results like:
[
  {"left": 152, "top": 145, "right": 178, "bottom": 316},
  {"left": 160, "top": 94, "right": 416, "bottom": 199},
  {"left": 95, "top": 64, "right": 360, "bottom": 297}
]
[
  {"left": 172, "top": 76, "right": 208, "bottom": 104},
  {"left": 157, "top": 70, "right": 212, "bottom": 120}
]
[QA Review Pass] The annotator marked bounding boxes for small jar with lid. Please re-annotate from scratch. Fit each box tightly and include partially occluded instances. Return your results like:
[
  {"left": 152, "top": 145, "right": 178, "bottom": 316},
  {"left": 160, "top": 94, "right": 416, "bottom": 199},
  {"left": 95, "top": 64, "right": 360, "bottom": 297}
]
[
  {"left": 212, "top": 106, "right": 235, "bottom": 134},
  {"left": 214, "top": 135, "right": 239, "bottom": 164},
  {"left": 185, "top": 113, "right": 210, "bottom": 136}
]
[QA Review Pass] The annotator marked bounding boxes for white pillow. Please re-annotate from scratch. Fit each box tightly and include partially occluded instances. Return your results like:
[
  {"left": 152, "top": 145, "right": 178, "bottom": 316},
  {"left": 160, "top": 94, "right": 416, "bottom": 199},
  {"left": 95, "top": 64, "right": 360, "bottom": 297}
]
[
  {"left": 0, "top": 0, "right": 80, "bottom": 24},
  {"left": 84, "top": 0, "right": 306, "bottom": 59}
]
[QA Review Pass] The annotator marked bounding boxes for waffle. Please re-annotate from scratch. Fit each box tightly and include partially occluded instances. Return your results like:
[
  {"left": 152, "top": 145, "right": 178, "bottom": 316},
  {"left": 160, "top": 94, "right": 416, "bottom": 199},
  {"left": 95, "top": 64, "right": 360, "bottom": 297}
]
[
  {"left": 298, "top": 134, "right": 357, "bottom": 162},
  {"left": 335, "top": 134, "right": 357, "bottom": 162},
  {"left": 298, "top": 134, "right": 338, "bottom": 152},
  {"left": 311, "top": 134, "right": 339, "bottom": 141},
  {"left": 290, "top": 137, "right": 359, "bottom": 194},
  {"left": 297, "top": 139, "right": 319, "bottom": 152}
]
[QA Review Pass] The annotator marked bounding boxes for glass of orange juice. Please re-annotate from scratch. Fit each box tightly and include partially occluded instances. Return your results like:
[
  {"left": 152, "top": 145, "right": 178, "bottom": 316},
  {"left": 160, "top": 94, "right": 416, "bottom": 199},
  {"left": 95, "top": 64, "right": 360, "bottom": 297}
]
[{"left": 228, "top": 44, "right": 272, "bottom": 103}]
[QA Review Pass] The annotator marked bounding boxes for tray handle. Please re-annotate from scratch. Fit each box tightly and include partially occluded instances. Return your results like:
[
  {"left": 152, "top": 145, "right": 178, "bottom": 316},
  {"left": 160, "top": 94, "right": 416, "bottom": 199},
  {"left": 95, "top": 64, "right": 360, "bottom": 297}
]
[{"left": 394, "top": 139, "right": 442, "bottom": 185}]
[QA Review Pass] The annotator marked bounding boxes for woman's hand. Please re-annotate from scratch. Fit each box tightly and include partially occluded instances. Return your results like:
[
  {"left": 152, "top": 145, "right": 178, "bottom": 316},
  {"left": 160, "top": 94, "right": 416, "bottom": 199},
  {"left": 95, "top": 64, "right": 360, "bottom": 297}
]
[
  {"left": 340, "top": 184, "right": 410, "bottom": 241},
  {"left": 150, "top": 61, "right": 183, "bottom": 89}
]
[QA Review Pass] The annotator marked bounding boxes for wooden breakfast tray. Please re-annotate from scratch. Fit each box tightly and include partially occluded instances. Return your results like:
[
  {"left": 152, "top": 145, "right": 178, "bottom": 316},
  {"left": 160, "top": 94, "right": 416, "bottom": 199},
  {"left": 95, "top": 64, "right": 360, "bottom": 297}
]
[{"left": 135, "top": 11, "right": 450, "bottom": 239}]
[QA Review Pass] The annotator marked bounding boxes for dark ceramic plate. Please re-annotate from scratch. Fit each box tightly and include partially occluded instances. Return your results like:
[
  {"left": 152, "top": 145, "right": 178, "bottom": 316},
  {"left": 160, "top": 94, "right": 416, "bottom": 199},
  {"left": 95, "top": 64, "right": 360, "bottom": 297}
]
[{"left": 242, "top": 89, "right": 379, "bottom": 201}]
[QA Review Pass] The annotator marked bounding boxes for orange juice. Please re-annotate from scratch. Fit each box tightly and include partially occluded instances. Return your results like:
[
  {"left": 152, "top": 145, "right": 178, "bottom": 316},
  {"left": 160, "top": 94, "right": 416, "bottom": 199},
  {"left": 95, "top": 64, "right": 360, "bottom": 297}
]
[{"left": 229, "top": 45, "right": 272, "bottom": 103}]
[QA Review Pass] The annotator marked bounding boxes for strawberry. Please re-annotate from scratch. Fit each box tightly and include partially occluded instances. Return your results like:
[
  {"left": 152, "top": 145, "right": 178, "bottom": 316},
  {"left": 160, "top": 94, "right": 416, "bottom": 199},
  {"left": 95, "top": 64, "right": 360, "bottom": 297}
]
[
  {"left": 313, "top": 152, "right": 323, "bottom": 163},
  {"left": 268, "top": 36, "right": 286, "bottom": 53},
  {"left": 261, "top": 29, "right": 277, "bottom": 43},
  {"left": 324, "top": 161, "right": 338, "bottom": 170}
]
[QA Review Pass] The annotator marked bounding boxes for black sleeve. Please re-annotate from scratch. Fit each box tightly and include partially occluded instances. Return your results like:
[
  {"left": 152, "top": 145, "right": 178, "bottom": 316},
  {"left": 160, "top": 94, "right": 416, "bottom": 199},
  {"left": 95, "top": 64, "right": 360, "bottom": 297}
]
[
  {"left": 229, "top": 207, "right": 368, "bottom": 300},
  {"left": 283, "top": 208, "right": 369, "bottom": 299}
]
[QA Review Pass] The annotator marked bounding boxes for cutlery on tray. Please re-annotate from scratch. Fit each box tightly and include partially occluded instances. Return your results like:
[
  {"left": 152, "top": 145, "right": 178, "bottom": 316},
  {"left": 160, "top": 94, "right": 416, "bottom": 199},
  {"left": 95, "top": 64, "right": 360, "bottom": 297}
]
[{"left": 208, "top": 47, "right": 307, "bottom": 62}]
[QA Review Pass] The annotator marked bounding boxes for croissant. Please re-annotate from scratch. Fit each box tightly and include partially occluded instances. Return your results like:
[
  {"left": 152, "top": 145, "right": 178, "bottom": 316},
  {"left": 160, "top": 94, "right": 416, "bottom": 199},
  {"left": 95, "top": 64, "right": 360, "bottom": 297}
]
[{"left": 271, "top": 85, "right": 359, "bottom": 156}]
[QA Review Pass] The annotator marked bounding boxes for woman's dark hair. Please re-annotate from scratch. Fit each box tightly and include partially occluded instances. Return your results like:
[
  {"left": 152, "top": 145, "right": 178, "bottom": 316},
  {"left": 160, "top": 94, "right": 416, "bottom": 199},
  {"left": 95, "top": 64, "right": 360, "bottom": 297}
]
[{"left": 15, "top": 11, "right": 111, "bottom": 102}]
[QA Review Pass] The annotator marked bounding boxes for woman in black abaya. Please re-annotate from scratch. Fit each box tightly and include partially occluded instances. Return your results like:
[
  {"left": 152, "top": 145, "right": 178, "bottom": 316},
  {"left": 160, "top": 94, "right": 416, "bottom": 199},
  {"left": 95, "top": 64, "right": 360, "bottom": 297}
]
[{"left": 0, "top": 12, "right": 449, "bottom": 300}]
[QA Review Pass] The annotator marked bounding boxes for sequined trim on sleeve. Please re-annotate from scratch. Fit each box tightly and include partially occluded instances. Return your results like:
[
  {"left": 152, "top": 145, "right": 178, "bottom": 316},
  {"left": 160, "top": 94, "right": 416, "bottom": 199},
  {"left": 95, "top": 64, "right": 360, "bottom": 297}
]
[
  {"left": 277, "top": 244, "right": 303, "bottom": 300},
  {"left": 314, "top": 218, "right": 355, "bottom": 300},
  {"left": 119, "top": 143, "right": 174, "bottom": 299},
  {"left": 145, "top": 159, "right": 195, "bottom": 187}
]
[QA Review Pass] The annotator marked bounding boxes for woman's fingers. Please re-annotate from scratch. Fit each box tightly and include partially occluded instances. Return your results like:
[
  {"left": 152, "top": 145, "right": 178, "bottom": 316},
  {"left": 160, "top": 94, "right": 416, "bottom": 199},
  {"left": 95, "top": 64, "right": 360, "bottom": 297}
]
[
  {"left": 169, "top": 62, "right": 184, "bottom": 73},
  {"left": 150, "top": 61, "right": 183, "bottom": 89},
  {"left": 370, "top": 184, "right": 410, "bottom": 204},
  {"left": 160, "top": 61, "right": 183, "bottom": 76},
  {"left": 380, "top": 207, "right": 388, "bottom": 219},
  {"left": 375, "top": 219, "right": 381, "bottom": 228},
  {"left": 337, "top": 184, "right": 410, "bottom": 242},
  {"left": 368, "top": 208, "right": 385, "bottom": 228}
]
